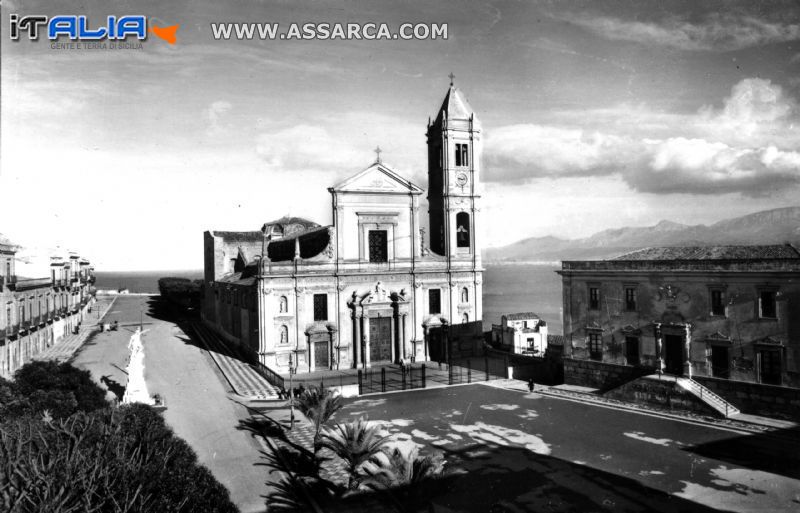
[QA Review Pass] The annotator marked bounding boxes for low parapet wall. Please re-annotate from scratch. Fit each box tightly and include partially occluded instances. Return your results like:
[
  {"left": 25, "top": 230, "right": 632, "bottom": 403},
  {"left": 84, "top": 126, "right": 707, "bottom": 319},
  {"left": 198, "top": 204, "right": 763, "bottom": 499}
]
[
  {"left": 693, "top": 376, "right": 800, "bottom": 419},
  {"left": 563, "top": 358, "right": 653, "bottom": 391}
]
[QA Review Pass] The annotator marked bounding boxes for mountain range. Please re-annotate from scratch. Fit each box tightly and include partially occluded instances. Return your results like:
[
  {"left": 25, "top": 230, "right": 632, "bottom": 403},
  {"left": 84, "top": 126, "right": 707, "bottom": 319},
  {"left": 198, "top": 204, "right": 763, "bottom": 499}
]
[{"left": 483, "top": 206, "right": 800, "bottom": 263}]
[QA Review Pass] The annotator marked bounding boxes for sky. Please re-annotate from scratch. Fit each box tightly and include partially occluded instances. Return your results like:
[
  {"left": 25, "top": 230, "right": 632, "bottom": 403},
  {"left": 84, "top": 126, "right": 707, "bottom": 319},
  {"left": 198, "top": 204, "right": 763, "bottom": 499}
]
[{"left": 1, "top": 0, "right": 799, "bottom": 271}]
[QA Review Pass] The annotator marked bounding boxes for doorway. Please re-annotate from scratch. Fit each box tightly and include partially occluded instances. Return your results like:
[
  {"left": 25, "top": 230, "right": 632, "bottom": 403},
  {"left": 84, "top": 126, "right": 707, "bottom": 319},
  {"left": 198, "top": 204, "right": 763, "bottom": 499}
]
[
  {"left": 314, "top": 340, "right": 329, "bottom": 369},
  {"left": 369, "top": 317, "right": 392, "bottom": 363},
  {"left": 664, "top": 334, "right": 683, "bottom": 375},
  {"left": 759, "top": 350, "right": 781, "bottom": 385},
  {"left": 625, "top": 336, "right": 639, "bottom": 366},
  {"left": 710, "top": 345, "right": 730, "bottom": 379}
]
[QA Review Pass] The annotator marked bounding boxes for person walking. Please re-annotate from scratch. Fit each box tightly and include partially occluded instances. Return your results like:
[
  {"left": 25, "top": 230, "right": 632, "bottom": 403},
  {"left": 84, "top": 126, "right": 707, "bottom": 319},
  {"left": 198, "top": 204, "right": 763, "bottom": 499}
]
[{"left": 528, "top": 378, "right": 534, "bottom": 393}]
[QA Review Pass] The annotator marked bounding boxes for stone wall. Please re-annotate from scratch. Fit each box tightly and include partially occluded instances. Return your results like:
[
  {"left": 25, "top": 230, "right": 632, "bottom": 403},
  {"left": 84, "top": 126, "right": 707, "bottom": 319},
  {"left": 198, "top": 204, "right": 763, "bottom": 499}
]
[
  {"left": 563, "top": 357, "right": 653, "bottom": 391},
  {"left": 694, "top": 376, "right": 800, "bottom": 419},
  {"left": 604, "top": 375, "right": 719, "bottom": 416},
  {"left": 493, "top": 350, "right": 563, "bottom": 385}
]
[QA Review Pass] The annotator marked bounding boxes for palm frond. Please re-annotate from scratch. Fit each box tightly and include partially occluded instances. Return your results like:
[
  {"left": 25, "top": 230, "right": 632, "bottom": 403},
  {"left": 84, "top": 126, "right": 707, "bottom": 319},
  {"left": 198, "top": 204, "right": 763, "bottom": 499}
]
[{"left": 318, "top": 417, "right": 390, "bottom": 489}]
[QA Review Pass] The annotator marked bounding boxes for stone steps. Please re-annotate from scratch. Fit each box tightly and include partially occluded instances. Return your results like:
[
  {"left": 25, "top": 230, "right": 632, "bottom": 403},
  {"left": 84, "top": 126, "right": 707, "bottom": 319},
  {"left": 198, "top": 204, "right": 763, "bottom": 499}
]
[
  {"left": 603, "top": 374, "right": 741, "bottom": 418},
  {"left": 677, "top": 377, "right": 740, "bottom": 417},
  {"left": 190, "top": 322, "right": 280, "bottom": 400}
]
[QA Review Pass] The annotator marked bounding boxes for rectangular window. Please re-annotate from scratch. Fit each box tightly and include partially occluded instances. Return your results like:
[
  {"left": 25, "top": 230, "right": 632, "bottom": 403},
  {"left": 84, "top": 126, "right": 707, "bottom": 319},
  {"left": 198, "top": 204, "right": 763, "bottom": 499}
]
[
  {"left": 711, "top": 290, "right": 725, "bottom": 316},
  {"left": 368, "top": 230, "right": 388, "bottom": 263},
  {"left": 454, "top": 143, "right": 469, "bottom": 167},
  {"left": 313, "top": 294, "right": 328, "bottom": 322},
  {"left": 760, "top": 290, "right": 777, "bottom": 319},
  {"left": 589, "top": 287, "right": 600, "bottom": 310},
  {"left": 588, "top": 333, "right": 602, "bottom": 361},
  {"left": 624, "top": 288, "right": 637, "bottom": 311},
  {"left": 428, "top": 289, "right": 441, "bottom": 315}
]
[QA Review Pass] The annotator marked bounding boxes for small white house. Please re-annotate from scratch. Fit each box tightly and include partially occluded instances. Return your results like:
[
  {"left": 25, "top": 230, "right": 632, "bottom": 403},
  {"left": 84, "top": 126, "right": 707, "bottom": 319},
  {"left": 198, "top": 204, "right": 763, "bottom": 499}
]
[{"left": 494, "top": 312, "right": 548, "bottom": 356}]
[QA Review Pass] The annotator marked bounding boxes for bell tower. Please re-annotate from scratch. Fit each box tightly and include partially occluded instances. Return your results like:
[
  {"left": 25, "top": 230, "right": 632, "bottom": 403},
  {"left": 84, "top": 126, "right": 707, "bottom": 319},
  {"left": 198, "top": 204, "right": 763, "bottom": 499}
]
[{"left": 426, "top": 76, "right": 482, "bottom": 263}]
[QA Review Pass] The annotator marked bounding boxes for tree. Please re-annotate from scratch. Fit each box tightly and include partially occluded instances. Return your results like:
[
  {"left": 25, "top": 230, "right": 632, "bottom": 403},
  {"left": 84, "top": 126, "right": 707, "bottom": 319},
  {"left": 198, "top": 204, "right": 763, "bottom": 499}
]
[
  {"left": 295, "top": 384, "right": 343, "bottom": 451},
  {"left": 158, "top": 277, "right": 203, "bottom": 309},
  {"left": 318, "top": 417, "right": 389, "bottom": 490},
  {"left": 9, "top": 361, "right": 107, "bottom": 419}
]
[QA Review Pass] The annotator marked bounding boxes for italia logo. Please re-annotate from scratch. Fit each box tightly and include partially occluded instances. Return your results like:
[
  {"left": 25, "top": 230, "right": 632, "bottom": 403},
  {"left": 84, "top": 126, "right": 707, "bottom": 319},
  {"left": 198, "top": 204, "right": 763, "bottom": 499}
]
[{"left": 9, "top": 15, "right": 179, "bottom": 44}]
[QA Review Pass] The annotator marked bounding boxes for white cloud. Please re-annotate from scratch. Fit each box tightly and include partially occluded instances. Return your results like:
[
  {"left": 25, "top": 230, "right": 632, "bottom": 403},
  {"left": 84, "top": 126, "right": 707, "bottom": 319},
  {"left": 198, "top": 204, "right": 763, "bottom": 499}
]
[
  {"left": 255, "top": 124, "right": 364, "bottom": 174},
  {"left": 564, "top": 13, "right": 800, "bottom": 51},
  {"left": 485, "top": 78, "right": 800, "bottom": 196},
  {"left": 204, "top": 100, "right": 232, "bottom": 135}
]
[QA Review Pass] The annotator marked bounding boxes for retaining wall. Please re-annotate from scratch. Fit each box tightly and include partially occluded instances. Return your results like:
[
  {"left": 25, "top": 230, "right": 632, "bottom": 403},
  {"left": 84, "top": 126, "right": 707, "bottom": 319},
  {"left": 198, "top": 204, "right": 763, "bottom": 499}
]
[
  {"left": 693, "top": 376, "right": 800, "bottom": 419},
  {"left": 563, "top": 358, "right": 653, "bottom": 391}
]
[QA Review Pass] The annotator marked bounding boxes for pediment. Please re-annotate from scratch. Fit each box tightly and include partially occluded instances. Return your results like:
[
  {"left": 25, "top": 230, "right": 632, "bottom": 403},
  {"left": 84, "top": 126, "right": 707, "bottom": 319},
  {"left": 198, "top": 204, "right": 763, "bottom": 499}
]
[
  {"left": 584, "top": 321, "right": 603, "bottom": 332},
  {"left": 753, "top": 335, "right": 783, "bottom": 347},
  {"left": 620, "top": 324, "right": 641, "bottom": 335},
  {"left": 705, "top": 331, "right": 731, "bottom": 342},
  {"left": 331, "top": 163, "right": 423, "bottom": 194}
]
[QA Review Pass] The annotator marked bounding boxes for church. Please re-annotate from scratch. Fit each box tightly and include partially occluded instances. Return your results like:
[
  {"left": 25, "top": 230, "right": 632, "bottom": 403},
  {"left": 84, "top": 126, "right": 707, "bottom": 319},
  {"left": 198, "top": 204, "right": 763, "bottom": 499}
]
[{"left": 202, "top": 82, "right": 484, "bottom": 374}]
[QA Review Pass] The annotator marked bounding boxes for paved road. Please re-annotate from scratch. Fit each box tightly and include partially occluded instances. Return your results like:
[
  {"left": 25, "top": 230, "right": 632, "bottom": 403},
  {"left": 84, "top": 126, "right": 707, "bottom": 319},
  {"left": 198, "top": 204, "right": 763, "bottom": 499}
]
[
  {"left": 338, "top": 384, "right": 800, "bottom": 513},
  {"left": 72, "top": 296, "right": 269, "bottom": 513}
]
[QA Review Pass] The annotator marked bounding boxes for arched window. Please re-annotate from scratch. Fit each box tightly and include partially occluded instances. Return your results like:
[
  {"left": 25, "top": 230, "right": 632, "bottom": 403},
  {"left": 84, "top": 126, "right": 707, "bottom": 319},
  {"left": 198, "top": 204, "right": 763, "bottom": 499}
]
[
  {"left": 279, "top": 295, "right": 288, "bottom": 313},
  {"left": 461, "top": 287, "right": 469, "bottom": 303},
  {"left": 279, "top": 325, "right": 289, "bottom": 345},
  {"left": 456, "top": 212, "right": 470, "bottom": 248},
  {"left": 462, "top": 312, "right": 469, "bottom": 324}
]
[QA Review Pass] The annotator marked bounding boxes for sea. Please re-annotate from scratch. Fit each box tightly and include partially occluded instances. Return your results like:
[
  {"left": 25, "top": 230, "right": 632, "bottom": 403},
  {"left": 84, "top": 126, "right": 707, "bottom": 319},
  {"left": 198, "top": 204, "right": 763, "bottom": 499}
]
[{"left": 94, "top": 263, "right": 563, "bottom": 334}]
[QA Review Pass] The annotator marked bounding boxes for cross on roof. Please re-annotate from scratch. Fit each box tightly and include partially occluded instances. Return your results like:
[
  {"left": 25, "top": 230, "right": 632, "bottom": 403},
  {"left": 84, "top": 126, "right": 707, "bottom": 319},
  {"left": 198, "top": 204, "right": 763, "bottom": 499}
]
[
  {"left": 449, "top": 72, "right": 455, "bottom": 85},
  {"left": 374, "top": 146, "right": 382, "bottom": 163}
]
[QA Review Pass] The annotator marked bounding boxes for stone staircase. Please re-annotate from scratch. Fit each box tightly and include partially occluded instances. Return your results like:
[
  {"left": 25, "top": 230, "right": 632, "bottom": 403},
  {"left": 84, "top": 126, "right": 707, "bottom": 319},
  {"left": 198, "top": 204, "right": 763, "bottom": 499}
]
[
  {"left": 603, "top": 374, "right": 741, "bottom": 418},
  {"left": 676, "top": 376, "right": 740, "bottom": 417}
]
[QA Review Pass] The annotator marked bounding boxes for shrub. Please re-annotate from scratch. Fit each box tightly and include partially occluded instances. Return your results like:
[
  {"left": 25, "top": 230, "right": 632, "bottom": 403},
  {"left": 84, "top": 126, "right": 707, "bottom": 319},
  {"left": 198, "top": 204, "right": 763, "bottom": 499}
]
[
  {"left": 11, "top": 360, "right": 107, "bottom": 418},
  {"left": 1, "top": 363, "right": 237, "bottom": 512},
  {"left": 0, "top": 405, "right": 238, "bottom": 513}
]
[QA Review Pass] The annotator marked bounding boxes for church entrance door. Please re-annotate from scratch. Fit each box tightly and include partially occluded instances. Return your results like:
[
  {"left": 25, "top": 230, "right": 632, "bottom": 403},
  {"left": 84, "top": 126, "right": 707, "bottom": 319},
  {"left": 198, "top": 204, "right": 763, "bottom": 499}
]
[
  {"left": 314, "top": 341, "right": 329, "bottom": 369},
  {"left": 369, "top": 317, "right": 392, "bottom": 363}
]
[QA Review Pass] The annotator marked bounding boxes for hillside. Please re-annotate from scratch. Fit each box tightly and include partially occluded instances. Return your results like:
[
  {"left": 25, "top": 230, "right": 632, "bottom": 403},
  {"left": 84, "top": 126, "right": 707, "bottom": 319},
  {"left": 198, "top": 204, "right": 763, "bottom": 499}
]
[{"left": 483, "top": 207, "right": 800, "bottom": 262}]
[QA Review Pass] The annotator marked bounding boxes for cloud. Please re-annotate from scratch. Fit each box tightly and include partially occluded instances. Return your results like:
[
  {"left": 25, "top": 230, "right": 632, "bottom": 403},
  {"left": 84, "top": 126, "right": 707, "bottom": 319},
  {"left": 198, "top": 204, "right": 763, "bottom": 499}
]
[
  {"left": 255, "top": 124, "right": 364, "bottom": 174},
  {"left": 203, "top": 100, "right": 233, "bottom": 135},
  {"left": 253, "top": 112, "right": 423, "bottom": 181},
  {"left": 563, "top": 13, "right": 800, "bottom": 51},
  {"left": 485, "top": 78, "right": 800, "bottom": 196}
]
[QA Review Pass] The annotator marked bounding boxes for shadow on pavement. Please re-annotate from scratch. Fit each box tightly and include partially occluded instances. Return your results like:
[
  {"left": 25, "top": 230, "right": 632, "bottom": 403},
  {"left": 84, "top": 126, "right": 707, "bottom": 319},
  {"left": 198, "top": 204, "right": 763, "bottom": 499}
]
[
  {"left": 683, "top": 425, "right": 800, "bottom": 480},
  {"left": 144, "top": 296, "right": 253, "bottom": 363},
  {"left": 100, "top": 374, "right": 126, "bottom": 402},
  {"left": 404, "top": 442, "right": 732, "bottom": 513}
]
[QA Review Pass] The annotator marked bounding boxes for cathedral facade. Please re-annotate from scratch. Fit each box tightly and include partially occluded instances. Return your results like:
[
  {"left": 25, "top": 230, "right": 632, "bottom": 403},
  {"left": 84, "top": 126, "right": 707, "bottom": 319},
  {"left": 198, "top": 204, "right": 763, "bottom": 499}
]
[{"left": 202, "top": 83, "right": 484, "bottom": 374}]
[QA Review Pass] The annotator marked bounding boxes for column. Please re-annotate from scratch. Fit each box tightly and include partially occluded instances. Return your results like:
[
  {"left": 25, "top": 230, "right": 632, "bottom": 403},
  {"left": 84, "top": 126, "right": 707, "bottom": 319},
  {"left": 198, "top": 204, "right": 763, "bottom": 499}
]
[
  {"left": 307, "top": 331, "right": 315, "bottom": 372},
  {"left": 328, "top": 329, "right": 335, "bottom": 370},
  {"left": 423, "top": 325, "right": 429, "bottom": 362},
  {"left": 401, "top": 314, "right": 407, "bottom": 359},
  {"left": 364, "top": 315, "right": 371, "bottom": 368},
  {"left": 683, "top": 323, "right": 693, "bottom": 378},
  {"left": 654, "top": 322, "right": 664, "bottom": 374},
  {"left": 353, "top": 313, "right": 361, "bottom": 369},
  {"left": 392, "top": 314, "right": 399, "bottom": 363}
]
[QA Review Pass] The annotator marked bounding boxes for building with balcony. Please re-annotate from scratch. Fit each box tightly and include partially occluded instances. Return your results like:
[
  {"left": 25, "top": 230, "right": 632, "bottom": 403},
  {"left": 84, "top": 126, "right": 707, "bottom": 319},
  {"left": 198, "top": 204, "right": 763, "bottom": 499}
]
[
  {"left": 558, "top": 245, "right": 800, "bottom": 388},
  {"left": 202, "top": 83, "right": 484, "bottom": 375},
  {"left": 0, "top": 235, "right": 95, "bottom": 379}
]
